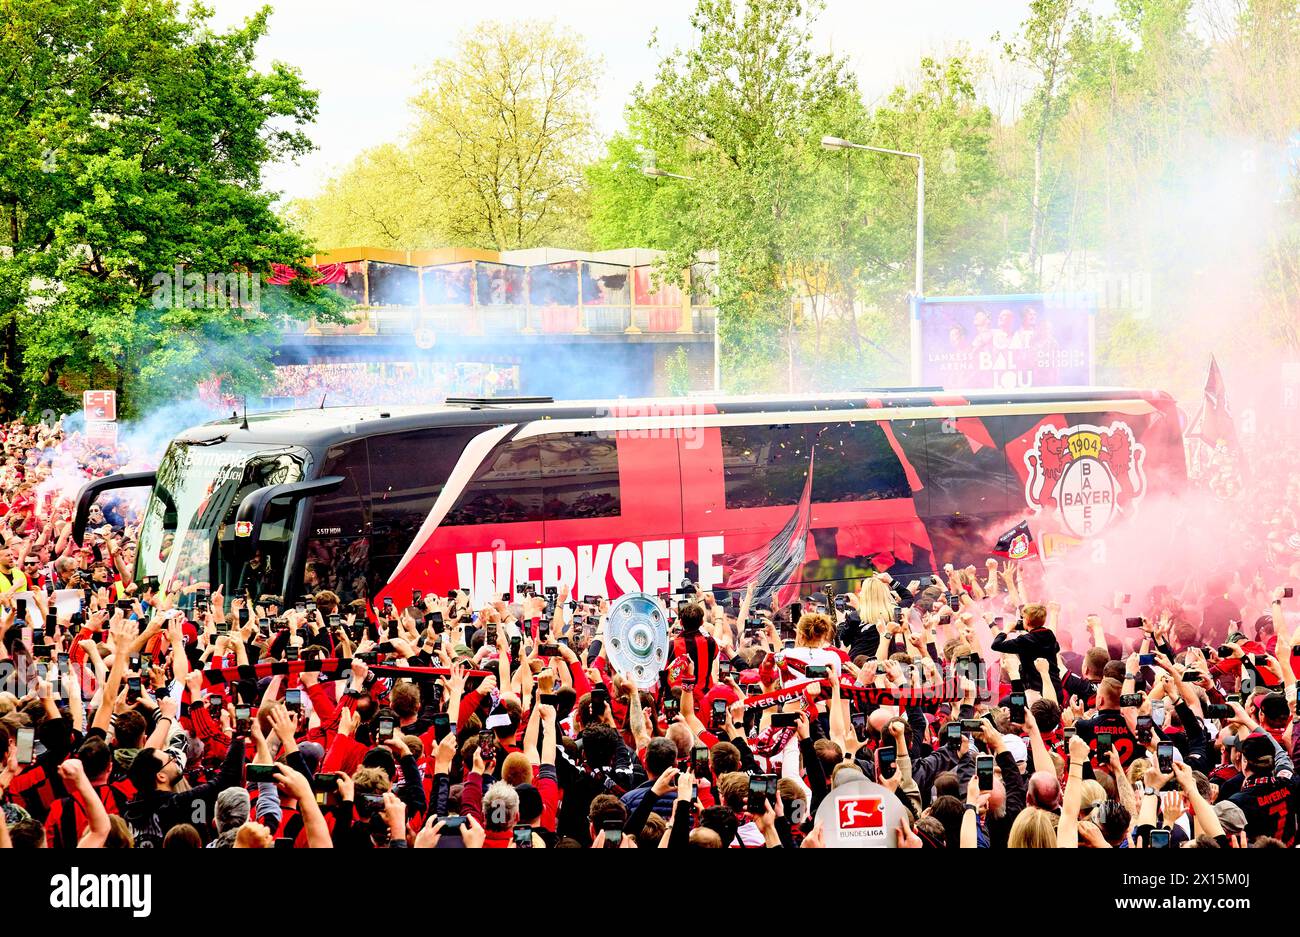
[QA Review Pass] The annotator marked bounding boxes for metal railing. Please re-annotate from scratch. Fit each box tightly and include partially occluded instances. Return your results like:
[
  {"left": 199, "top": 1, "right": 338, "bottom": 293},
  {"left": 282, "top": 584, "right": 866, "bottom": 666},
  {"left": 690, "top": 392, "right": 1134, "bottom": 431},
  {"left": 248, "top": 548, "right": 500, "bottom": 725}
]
[{"left": 292, "top": 302, "right": 717, "bottom": 338}]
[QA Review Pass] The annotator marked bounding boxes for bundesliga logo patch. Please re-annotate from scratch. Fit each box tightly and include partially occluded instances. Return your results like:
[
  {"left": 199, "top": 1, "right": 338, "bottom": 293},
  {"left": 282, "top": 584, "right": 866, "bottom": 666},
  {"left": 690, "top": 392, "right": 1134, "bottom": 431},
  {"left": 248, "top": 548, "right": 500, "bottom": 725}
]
[{"left": 836, "top": 796, "right": 885, "bottom": 837}]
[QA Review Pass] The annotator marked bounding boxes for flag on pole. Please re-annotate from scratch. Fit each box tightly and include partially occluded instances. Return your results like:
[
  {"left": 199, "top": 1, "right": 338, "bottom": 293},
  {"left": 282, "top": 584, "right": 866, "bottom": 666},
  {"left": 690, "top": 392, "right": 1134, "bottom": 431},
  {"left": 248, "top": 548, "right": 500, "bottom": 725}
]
[
  {"left": 1186, "top": 355, "right": 1238, "bottom": 451},
  {"left": 992, "top": 520, "right": 1036, "bottom": 559}
]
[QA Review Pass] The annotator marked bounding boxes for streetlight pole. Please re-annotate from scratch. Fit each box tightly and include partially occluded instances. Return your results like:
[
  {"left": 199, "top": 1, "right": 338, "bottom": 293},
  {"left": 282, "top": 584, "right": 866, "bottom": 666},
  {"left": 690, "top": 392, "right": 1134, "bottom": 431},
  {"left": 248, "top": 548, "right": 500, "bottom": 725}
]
[
  {"left": 641, "top": 166, "right": 721, "bottom": 392},
  {"left": 821, "top": 136, "right": 925, "bottom": 382}
]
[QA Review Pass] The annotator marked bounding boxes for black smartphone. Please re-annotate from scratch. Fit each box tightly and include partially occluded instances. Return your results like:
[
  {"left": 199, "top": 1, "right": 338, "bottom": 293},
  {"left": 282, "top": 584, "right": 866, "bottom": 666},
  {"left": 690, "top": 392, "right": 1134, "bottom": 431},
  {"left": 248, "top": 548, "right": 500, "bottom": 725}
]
[
  {"left": 432, "top": 712, "right": 451, "bottom": 743},
  {"left": 1136, "top": 714, "right": 1153, "bottom": 744},
  {"left": 1119, "top": 693, "right": 1144, "bottom": 707},
  {"left": 877, "top": 743, "right": 897, "bottom": 779},
  {"left": 1157, "top": 740, "right": 1175, "bottom": 774},
  {"left": 1150, "top": 827, "right": 1171, "bottom": 848},
  {"left": 977, "top": 754, "right": 994, "bottom": 791},
  {"left": 590, "top": 685, "right": 609, "bottom": 717},
  {"left": 512, "top": 825, "right": 533, "bottom": 848},
  {"left": 285, "top": 688, "right": 302, "bottom": 712},
  {"left": 1096, "top": 732, "right": 1113, "bottom": 756},
  {"left": 1138, "top": 653, "right": 1155, "bottom": 666},
  {"left": 377, "top": 715, "right": 396, "bottom": 743},
  {"left": 601, "top": 819, "right": 623, "bottom": 847},
  {"left": 1205, "top": 703, "right": 1233, "bottom": 719},
  {"left": 285, "top": 645, "right": 299, "bottom": 662},
  {"left": 747, "top": 776, "right": 771, "bottom": 812},
  {"left": 1125, "top": 617, "right": 1144, "bottom": 629},
  {"left": 718, "top": 659, "right": 732, "bottom": 679},
  {"left": 961, "top": 719, "right": 984, "bottom": 732},
  {"left": 127, "top": 674, "right": 141, "bottom": 699},
  {"left": 538, "top": 644, "right": 559, "bottom": 657},
  {"left": 246, "top": 764, "right": 277, "bottom": 783},
  {"left": 945, "top": 721, "right": 962, "bottom": 746},
  {"left": 311, "top": 772, "right": 339, "bottom": 795},
  {"left": 1063, "top": 725, "right": 1078, "bottom": 741},
  {"left": 710, "top": 699, "right": 726, "bottom": 730},
  {"left": 235, "top": 704, "right": 252, "bottom": 735},
  {"left": 1009, "top": 692, "right": 1027, "bottom": 723},
  {"left": 947, "top": 593, "right": 961, "bottom": 611},
  {"left": 804, "top": 664, "right": 830, "bottom": 680},
  {"left": 510, "top": 635, "right": 522, "bottom": 659},
  {"left": 691, "top": 744, "right": 710, "bottom": 776},
  {"left": 769, "top": 712, "right": 799, "bottom": 728},
  {"left": 851, "top": 711, "right": 867, "bottom": 741},
  {"left": 1285, "top": 587, "right": 1294, "bottom": 599}
]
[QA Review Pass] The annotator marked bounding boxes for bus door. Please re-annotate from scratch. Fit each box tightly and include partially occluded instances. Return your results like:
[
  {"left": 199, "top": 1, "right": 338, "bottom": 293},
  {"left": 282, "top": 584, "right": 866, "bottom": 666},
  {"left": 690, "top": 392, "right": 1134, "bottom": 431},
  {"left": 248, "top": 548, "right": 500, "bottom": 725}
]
[{"left": 299, "top": 439, "right": 372, "bottom": 610}]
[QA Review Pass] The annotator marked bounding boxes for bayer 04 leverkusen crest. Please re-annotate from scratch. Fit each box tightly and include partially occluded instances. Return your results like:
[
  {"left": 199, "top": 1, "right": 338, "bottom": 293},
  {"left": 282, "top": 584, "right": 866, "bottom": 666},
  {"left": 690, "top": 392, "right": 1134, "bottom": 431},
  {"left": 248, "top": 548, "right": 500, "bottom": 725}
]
[{"left": 1022, "top": 421, "right": 1147, "bottom": 539}]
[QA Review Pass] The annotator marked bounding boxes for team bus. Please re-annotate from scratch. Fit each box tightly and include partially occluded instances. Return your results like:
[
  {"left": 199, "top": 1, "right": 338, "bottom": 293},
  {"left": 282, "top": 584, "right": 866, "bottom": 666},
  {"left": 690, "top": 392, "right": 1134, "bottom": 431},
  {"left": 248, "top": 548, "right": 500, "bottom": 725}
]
[{"left": 74, "top": 389, "right": 1186, "bottom": 614}]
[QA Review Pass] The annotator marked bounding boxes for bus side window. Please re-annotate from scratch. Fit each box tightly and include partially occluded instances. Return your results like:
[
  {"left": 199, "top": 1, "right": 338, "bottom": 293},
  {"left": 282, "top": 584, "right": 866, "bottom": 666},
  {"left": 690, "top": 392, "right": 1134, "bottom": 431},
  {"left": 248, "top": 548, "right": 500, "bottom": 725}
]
[
  {"left": 443, "top": 438, "right": 544, "bottom": 526},
  {"left": 809, "top": 421, "right": 910, "bottom": 504},
  {"left": 720, "top": 425, "right": 811, "bottom": 508},
  {"left": 920, "top": 416, "right": 1013, "bottom": 517},
  {"left": 369, "top": 428, "right": 477, "bottom": 552},
  {"left": 538, "top": 433, "right": 620, "bottom": 520}
]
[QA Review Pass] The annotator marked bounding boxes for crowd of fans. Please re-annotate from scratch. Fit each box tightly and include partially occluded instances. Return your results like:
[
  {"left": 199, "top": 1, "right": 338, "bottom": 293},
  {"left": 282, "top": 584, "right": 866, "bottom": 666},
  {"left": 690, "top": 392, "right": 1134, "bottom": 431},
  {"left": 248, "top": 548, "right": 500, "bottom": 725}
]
[{"left": 0, "top": 417, "right": 1297, "bottom": 850}]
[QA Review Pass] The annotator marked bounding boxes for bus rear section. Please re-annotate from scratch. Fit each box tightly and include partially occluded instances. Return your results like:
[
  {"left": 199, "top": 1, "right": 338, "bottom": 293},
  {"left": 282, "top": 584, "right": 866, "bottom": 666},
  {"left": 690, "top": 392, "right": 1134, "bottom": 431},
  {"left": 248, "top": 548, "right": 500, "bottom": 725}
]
[{"left": 369, "top": 391, "right": 1187, "bottom": 611}]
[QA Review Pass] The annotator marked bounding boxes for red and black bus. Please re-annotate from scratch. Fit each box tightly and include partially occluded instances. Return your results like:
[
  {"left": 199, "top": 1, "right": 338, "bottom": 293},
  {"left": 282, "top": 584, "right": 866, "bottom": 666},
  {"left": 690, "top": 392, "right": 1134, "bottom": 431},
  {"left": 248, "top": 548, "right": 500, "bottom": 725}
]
[{"left": 76, "top": 388, "right": 1185, "bottom": 613}]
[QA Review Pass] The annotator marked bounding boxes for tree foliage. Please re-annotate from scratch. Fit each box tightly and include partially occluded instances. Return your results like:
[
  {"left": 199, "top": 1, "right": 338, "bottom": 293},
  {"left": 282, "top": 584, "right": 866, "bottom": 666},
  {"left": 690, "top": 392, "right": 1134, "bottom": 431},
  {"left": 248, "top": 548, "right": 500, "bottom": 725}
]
[
  {"left": 0, "top": 0, "right": 345, "bottom": 417},
  {"left": 294, "top": 20, "right": 601, "bottom": 253}
]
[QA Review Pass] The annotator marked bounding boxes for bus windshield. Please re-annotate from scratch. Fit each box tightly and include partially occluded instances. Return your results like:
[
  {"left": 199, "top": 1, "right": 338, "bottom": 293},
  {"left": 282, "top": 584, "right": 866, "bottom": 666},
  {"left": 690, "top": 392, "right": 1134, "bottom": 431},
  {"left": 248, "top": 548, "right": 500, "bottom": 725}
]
[{"left": 137, "top": 440, "right": 313, "bottom": 599}]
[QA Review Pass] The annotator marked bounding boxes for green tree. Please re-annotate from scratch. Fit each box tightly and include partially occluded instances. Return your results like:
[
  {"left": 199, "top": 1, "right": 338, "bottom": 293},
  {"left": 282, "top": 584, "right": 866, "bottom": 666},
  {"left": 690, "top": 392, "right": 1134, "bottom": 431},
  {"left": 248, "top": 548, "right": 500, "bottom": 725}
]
[
  {"left": 285, "top": 144, "right": 448, "bottom": 250},
  {"left": 295, "top": 20, "right": 601, "bottom": 253},
  {"left": 0, "top": 0, "right": 344, "bottom": 417},
  {"left": 594, "top": 0, "right": 858, "bottom": 392}
]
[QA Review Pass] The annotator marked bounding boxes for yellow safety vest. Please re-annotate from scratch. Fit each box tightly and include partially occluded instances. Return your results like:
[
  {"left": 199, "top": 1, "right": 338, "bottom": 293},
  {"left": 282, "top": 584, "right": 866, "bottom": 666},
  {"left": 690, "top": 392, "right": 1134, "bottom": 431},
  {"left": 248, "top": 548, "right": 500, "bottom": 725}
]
[{"left": 0, "top": 568, "right": 28, "bottom": 593}]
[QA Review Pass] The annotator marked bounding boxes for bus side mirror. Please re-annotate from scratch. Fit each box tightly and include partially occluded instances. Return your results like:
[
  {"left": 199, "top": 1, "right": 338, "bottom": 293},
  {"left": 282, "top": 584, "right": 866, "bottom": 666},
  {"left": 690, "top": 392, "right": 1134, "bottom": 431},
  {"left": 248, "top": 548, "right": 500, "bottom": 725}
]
[{"left": 232, "top": 476, "right": 346, "bottom": 559}]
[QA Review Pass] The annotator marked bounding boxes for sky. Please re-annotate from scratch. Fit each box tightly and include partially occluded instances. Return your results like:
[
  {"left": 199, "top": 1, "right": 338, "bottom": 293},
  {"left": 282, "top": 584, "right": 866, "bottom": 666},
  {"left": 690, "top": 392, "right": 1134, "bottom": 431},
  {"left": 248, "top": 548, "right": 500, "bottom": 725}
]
[{"left": 204, "top": 0, "right": 1094, "bottom": 203}]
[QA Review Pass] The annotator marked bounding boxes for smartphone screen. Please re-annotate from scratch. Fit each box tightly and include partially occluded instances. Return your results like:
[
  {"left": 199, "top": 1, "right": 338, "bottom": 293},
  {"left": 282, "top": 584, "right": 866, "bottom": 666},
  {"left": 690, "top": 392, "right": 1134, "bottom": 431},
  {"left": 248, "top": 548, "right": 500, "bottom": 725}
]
[
  {"left": 432, "top": 713, "right": 451, "bottom": 743},
  {"left": 1009, "top": 692, "right": 1026, "bottom": 722},
  {"left": 15, "top": 726, "right": 35, "bottom": 764},
  {"left": 285, "top": 689, "right": 302, "bottom": 711},
  {"left": 977, "top": 754, "right": 994, "bottom": 791},
  {"left": 877, "top": 744, "right": 897, "bottom": 779},
  {"left": 1157, "top": 741, "right": 1175, "bottom": 774}
]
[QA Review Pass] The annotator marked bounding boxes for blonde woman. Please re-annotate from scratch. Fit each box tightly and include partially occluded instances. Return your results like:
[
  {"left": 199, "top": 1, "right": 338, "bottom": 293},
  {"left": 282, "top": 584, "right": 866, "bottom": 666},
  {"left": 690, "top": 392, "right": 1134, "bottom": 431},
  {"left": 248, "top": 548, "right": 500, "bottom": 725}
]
[
  {"left": 1008, "top": 806, "right": 1059, "bottom": 848},
  {"left": 838, "top": 576, "right": 898, "bottom": 660}
]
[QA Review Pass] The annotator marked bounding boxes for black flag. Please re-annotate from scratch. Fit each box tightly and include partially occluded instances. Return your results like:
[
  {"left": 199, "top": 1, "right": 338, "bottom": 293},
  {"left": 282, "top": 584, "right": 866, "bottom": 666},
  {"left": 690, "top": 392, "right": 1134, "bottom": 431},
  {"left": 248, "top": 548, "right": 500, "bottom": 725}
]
[{"left": 992, "top": 520, "right": 1036, "bottom": 559}]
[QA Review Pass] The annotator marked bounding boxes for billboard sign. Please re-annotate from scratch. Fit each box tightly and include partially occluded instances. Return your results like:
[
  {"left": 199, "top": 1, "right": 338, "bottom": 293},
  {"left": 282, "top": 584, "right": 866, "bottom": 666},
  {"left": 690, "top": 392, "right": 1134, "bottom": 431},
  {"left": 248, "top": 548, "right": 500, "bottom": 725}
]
[{"left": 913, "top": 293, "right": 1094, "bottom": 390}]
